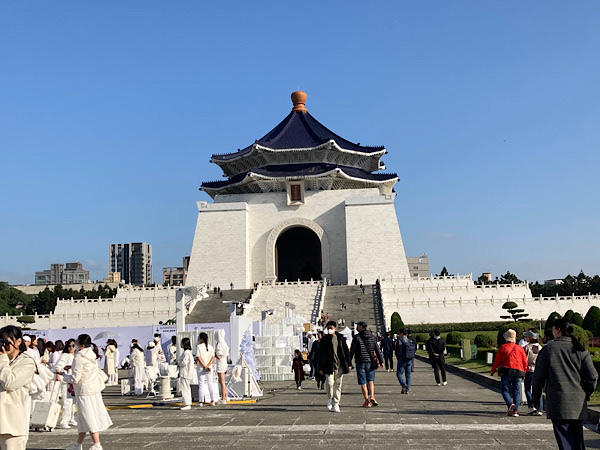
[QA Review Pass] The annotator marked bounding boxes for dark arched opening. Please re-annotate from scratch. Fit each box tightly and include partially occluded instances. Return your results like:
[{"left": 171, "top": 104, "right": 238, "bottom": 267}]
[{"left": 275, "top": 227, "right": 322, "bottom": 282}]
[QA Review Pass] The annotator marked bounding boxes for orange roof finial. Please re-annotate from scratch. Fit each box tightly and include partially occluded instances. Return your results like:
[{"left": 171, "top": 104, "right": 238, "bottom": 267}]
[{"left": 291, "top": 91, "right": 307, "bottom": 112}]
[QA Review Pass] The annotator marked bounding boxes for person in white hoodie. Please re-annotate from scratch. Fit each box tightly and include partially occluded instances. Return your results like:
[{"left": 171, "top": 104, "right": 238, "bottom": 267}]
[
  {"left": 129, "top": 340, "right": 146, "bottom": 396},
  {"left": 53, "top": 338, "right": 78, "bottom": 429},
  {"left": 214, "top": 329, "right": 229, "bottom": 404},
  {"left": 196, "top": 332, "right": 215, "bottom": 406},
  {"left": 0, "top": 325, "right": 36, "bottom": 450},
  {"left": 64, "top": 334, "right": 112, "bottom": 450},
  {"left": 178, "top": 337, "right": 194, "bottom": 410}
]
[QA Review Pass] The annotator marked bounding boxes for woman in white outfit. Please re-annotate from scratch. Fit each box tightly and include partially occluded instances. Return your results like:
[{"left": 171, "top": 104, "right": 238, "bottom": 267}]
[
  {"left": 130, "top": 340, "right": 146, "bottom": 396},
  {"left": 23, "top": 335, "right": 40, "bottom": 363},
  {"left": 102, "top": 340, "right": 117, "bottom": 386},
  {"left": 50, "top": 340, "right": 64, "bottom": 367},
  {"left": 0, "top": 325, "right": 36, "bottom": 450},
  {"left": 64, "top": 334, "right": 112, "bottom": 450},
  {"left": 214, "top": 329, "right": 229, "bottom": 404},
  {"left": 196, "top": 332, "right": 215, "bottom": 406},
  {"left": 53, "top": 338, "right": 77, "bottom": 429},
  {"left": 178, "top": 338, "right": 194, "bottom": 410}
]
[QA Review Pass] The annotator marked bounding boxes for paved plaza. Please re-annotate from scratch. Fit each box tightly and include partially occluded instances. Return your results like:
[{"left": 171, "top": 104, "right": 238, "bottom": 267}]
[{"left": 27, "top": 360, "right": 600, "bottom": 449}]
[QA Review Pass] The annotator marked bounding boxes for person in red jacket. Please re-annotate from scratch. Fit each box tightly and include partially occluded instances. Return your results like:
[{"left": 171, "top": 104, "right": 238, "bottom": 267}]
[{"left": 491, "top": 329, "right": 528, "bottom": 416}]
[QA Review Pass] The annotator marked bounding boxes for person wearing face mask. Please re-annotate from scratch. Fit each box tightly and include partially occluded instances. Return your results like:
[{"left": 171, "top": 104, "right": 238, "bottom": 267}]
[
  {"left": 0, "top": 325, "right": 36, "bottom": 450},
  {"left": 318, "top": 322, "right": 352, "bottom": 413}
]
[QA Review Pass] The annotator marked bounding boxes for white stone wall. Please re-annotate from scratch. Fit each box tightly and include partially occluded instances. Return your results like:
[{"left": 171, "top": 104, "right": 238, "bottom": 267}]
[
  {"left": 187, "top": 188, "right": 411, "bottom": 289},
  {"left": 380, "top": 275, "right": 600, "bottom": 325},
  {"left": 345, "top": 194, "right": 410, "bottom": 283},
  {"left": 186, "top": 201, "right": 249, "bottom": 289}
]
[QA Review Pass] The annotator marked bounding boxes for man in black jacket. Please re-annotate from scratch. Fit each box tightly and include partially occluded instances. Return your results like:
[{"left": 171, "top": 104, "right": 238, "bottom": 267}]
[
  {"left": 427, "top": 329, "right": 447, "bottom": 386},
  {"left": 380, "top": 332, "right": 394, "bottom": 372},
  {"left": 350, "top": 321, "right": 384, "bottom": 408},
  {"left": 319, "top": 321, "right": 352, "bottom": 413}
]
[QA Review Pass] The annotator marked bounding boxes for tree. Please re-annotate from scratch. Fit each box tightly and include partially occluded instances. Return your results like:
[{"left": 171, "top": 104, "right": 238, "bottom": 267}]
[
  {"left": 582, "top": 306, "right": 600, "bottom": 337},
  {"left": 477, "top": 274, "right": 490, "bottom": 285},
  {"left": 563, "top": 310, "right": 574, "bottom": 321},
  {"left": 16, "top": 315, "right": 35, "bottom": 326},
  {"left": 390, "top": 312, "right": 404, "bottom": 335},
  {"left": 543, "top": 311, "right": 561, "bottom": 338},
  {"left": 572, "top": 312, "right": 584, "bottom": 327},
  {"left": 0, "top": 282, "right": 32, "bottom": 315},
  {"left": 438, "top": 267, "right": 449, "bottom": 277},
  {"left": 499, "top": 271, "right": 522, "bottom": 285},
  {"left": 500, "top": 301, "right": 529, "bottom": 322},
  {"left": 497, "top": 321, "right": 534, "bottom": 347}
]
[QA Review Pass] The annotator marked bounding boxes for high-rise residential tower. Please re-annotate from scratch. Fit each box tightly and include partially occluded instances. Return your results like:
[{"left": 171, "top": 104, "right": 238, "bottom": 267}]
[{"left": 109, "top": 242, "right": 152, "bottom": 285}]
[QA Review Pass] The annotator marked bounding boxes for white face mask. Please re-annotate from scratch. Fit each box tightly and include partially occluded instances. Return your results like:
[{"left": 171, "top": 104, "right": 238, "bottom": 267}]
[{"left": 326, "top": 328, "right": 335, "bottom": 335}]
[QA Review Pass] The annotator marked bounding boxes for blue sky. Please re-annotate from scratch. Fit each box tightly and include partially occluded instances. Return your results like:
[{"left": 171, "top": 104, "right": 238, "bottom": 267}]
[{"left": 1, "top": 1, "right": 599, "bottom": 285}]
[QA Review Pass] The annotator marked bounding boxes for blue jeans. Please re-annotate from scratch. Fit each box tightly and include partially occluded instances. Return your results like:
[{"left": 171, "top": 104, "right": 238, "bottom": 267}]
[
  {"left": 396, "top": 359, "right": 412, "bottom": 391},
  {"left": 500, "top": 375, "right": 522, "bottom": 409},
  {"left": 524, "top": 372, "right": 543, "bottom": 410}
]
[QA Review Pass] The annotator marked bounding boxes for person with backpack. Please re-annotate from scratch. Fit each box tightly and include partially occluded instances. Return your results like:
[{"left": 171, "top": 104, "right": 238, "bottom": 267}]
[
  {"left": 395, "top": 329, "right": 416, "bottom": 394},
  {"left": 523, "top": 331, "right": 543, "bottom": 416},
  {"left": 427, "top": 329, "right": 448, "bottom": 386},
  {"left": 349, "top": 321, "right": 383, "bottom": 408}
]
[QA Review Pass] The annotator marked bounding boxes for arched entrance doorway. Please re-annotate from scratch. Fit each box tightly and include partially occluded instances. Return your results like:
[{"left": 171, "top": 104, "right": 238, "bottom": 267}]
[{"left": 275, "top": 227, "right": 322, "bottom": 281}]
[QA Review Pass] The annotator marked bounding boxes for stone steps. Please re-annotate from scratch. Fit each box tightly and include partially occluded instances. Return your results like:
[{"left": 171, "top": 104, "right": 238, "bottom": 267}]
[
  {"left": 321, "top": 284, "right": 384, "bottom": 334},
  {"left": 187, "top": 289, "right": 253, "bottom": 324}
]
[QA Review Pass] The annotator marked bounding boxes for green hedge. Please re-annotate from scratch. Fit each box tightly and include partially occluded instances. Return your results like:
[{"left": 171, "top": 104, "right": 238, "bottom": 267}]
[{"left": 406, "top": 321, "right": 529, "bottom": 334}]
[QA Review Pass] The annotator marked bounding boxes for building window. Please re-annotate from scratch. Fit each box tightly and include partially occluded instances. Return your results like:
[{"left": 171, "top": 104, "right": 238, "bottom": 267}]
[
  {"left": 290, "top": 184, "right": 302, "bottom": 201},
  {"left": 413, "top": 266, "right": 419, "bottom": 270}
]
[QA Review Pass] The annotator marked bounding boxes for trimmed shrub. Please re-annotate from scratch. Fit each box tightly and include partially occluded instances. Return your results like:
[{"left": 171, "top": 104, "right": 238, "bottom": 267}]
[
  {"left": 583, "top": 306, "right": 600, "bottom": 337},
  {"left": 474, "top": 334, "right": 496, "bottom": 348},
  {"left": 585, "top": 329, "right": 593, "bottom": 340},
  {"left": 564, "top": 310, "right": 575, "bottom": 321},
  {"left": 446, "top": 331, "right": 464, "bottom": 345},
  {"left": 390, "top": 312, "right": 404, "bottom": 335},
  {"left": 497, "top": 321, "right": 534, "bottom": 347},
  {"left": 572, "top": 312, "right": 585, "bottom": 327},
  {"left": 545, "top": 312, "right": 561, "bottom": 334},
  {"left": 573, "top": 324, "right": 589, "bottom": 350},
  {"left": 405, "top": 321, "right": 509, "bottom": 334},
  {"left": 414, "top": 333, "right": 429, "bottom": 343}
]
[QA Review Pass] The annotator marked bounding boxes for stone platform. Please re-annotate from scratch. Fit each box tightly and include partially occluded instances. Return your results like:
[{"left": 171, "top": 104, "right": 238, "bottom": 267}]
[{"left": 27, "top": 359, "right": 600, "bottom": 449}]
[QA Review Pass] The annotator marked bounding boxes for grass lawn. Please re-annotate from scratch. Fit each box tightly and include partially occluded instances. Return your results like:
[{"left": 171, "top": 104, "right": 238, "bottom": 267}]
[{"left": 417, "top": 350, "right": 491, "bottom": 374}]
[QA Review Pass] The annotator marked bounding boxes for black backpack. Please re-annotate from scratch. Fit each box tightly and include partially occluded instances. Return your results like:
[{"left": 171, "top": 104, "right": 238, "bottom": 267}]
[{"left": 396, "top": 338, "right": 416, "bottom": 360}]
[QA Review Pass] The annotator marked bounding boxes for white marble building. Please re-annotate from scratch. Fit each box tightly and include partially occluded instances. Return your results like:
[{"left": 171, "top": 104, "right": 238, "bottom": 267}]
[{"left": 187, "top": 91, "right": 411, "bottom": 290}]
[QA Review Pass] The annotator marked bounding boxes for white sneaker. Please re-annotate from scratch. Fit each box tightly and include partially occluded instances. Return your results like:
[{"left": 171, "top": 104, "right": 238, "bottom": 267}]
[
  {"left": 217, "top": 399, "right": 227, "bottom": 405},
  {"left": 442, "top": 381, "right": 447, "bottom": 386},
  {"left": 327, "top": 398, "right": 333, "bottom": 411},
  {"left": 333, "top": 403, "right": 340, "bottom": 413},
  {"left": 89, "top": 444, "right": 103, "bottom": 450},
  {"left": 297, "top": 386, "right": 301, "bottom": 390},
  {"left": 198, "top": 402, "right": 204, "bottom": 407},
  {"left": 66, "top": 443, "right": 82, "bottom": 450},
  {"left": 58, "top": 423, "right": 70, "bottom": 429},
  {"left": 180, "top": 405, "right": 191, "bottom": 410},
  {"left": 69, "top": 420, "right": 78, "bottom": 427},
  {"left": 210, "top": 401, "right": 216, "bottom": 406},
  {"left": 437, "top": 383, "right": 441, "bottom": 386}
]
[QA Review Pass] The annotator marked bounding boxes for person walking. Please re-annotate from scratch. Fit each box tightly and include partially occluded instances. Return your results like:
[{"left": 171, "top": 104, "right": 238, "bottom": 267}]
[
  {"left": 196, "top": 332, "right": 216, "bottom": 406},
  {"left": 178, "top": 337, "right": 194, "bottom": 410},
  {"left": 523, "top": 331, "right": 543, "bottom": 416},
  {"left": 532, "top": 318, "right": 598, "bottom": 449},
  {"left": 291, "top": 349, "right": 306, "bottom": 389},
  {"left": 349, "top": 321, "right": 383, "bottom": 408},
  {"left": 0, "top": 325, "right": 36, "bottom": 450},
  {"left": 214, "top": 329, "right": 229, "bottom": 404},
  {"left": 64, "top": 334, "right": 112, "bottom": 450},
  {"left": 490, "top": 329, "right": 528, "bottom": 416},
  {"left": 380, "top": 332, "right": 394, "bottom": 372},
  {"left": 309, "top": 331, "right": 324, "bottom": 389},
  {"left": 53, "top": 338, "right": 78, "bottom": 429},
  {"left": 426, "top": 329, "right": 448, "bottom": 386},
  {"left": 319, "top": 321, "right": 351, "bottom": 413},
  {"left": 395, "top": 329, "right": 416, "bottom": 394}
]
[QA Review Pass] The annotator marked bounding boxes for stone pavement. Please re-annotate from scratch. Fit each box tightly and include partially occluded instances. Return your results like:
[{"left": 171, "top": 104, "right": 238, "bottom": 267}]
[{"left": 27, "top": 359, "right": 600, "bottom": 449}]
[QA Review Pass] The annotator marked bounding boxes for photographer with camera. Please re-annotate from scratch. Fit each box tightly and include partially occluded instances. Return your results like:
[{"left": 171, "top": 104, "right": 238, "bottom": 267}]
[{"left": 0, "top": 325, "right": 36, "bottom": 450}]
